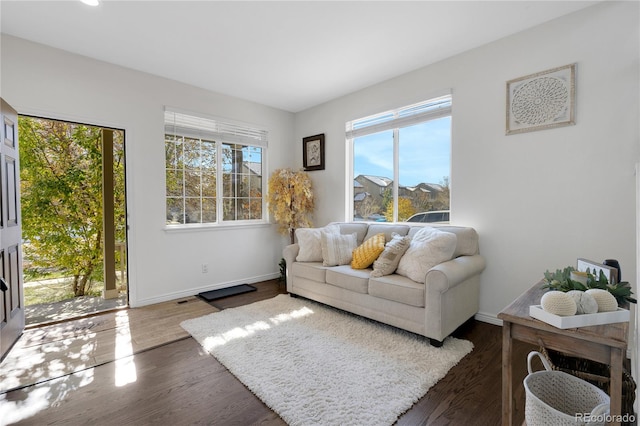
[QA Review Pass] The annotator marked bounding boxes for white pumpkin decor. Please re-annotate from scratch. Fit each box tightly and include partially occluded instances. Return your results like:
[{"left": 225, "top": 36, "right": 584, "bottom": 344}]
[
  {"left": 585, "top": 288, "right": 619, "bottom": 312},
  {"left": 541, "top": 291, "right": 577, "bottom": 316},
  {"left": 566, "top": 290, "right": 599, "bottom": 314}
]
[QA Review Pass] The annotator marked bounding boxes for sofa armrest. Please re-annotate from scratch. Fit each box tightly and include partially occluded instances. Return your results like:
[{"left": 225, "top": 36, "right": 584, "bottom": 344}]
[
  {"left": 283, "top": 243, "right": 300, "bottom": 271},
  {"left": 425, "top": 254, "right": 486, "bottom": 293}
]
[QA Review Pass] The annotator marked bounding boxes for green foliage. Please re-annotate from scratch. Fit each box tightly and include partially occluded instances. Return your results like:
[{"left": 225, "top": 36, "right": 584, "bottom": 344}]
[
  {"left": 542, "top": 266, "right": 636, "bottom": 305},
  {"left": 278, "top": 258, "right": 286, "bottom": 283},
  {"left": 542, "top": 267, "right": 586, "bottom": 292},
  {"left": 19, "top": 117, "right": 126, "bottom": 297}
]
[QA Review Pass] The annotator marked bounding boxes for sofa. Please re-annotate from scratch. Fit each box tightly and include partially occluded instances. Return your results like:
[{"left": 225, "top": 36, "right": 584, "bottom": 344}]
[{"left": 282, "top": 222, "right": 486, "bottom": 346}]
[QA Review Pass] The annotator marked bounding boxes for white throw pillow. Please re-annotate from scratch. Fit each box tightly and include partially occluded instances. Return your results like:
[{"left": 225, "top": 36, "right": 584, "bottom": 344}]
[
  {"left": 396, "top": 227, "right": 457, "bottom": 283},
  {"left": 296, "top": 224, "right": 340, "bottom": 262},
  {"left": 321, "top": 232, "right": 357, "bottom": 266}
]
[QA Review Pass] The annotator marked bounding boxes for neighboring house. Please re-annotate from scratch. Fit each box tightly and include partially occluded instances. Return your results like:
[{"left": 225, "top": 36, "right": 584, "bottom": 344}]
[
  {"left": 355, "top": 175, "right": 447, "bottom": 218},
  {"left": 354, "top": 175, "right": 392, "bottom": 216}
]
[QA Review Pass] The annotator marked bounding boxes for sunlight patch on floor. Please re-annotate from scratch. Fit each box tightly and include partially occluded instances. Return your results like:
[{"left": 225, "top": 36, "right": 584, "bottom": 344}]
[
  {"left": 202, "top": 306, "right": 314, "bottom": 350},
  {"left": 0, "top": 333, "right": 95, "bottom": 393},
  {"left": 0, "top": 369, "right": 95, "bottom": 425},
  {"left": 269, "top": 306, "right": 314, "bottom": 325},
  {"left": 114, "top": 310, "right": 137, "bottom": 387}
]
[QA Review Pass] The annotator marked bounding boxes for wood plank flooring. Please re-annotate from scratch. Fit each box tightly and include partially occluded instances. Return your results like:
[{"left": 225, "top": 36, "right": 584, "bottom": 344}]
[
  {"left": 1, "top": 279, "right": 534, "bottom": 425},
  {"left": 0, "top": 296, "right": 217, "bottom": 393}
]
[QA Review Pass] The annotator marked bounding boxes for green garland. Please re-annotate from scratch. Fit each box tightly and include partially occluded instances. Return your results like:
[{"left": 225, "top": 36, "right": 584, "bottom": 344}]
[{"left": 542, "top": 266, "right": 636, "bottom": 305}]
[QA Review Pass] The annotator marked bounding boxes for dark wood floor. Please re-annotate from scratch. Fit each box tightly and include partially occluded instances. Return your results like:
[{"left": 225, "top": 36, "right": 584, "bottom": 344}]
[{"left": 4, "top": 279, "right": 534, "bottom": 425}]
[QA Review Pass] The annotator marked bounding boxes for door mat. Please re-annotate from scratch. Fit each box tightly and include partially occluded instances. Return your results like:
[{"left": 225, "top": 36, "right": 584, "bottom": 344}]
[{"left": 198, "top": 284, "right": 256, "bottom": 301}]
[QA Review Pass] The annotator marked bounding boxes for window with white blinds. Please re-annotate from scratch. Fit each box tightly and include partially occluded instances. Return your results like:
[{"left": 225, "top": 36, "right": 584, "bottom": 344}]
[
  {"left": 347, "top": 94, "right": 452, "bottom": 223},
  {"left": 164, "top": 109, "right": 267, "bottom": 226}
]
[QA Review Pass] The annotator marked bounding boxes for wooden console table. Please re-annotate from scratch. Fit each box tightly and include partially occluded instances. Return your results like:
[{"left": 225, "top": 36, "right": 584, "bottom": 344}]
[{"left": 498, "top": 281, "right": 629, "bottom": 426}]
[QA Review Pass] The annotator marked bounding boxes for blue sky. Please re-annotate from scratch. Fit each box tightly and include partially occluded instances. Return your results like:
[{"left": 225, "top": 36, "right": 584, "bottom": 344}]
[{"left": 353, "top": 116, "right": 451, "bottom": 187}]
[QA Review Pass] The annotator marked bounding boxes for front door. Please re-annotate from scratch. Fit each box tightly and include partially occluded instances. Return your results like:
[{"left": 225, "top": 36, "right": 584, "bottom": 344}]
[{"left": 0, "top": 98, "right": 24, "bottom": 361}]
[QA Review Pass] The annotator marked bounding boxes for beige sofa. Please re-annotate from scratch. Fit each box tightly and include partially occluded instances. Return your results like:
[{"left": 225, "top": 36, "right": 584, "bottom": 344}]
[{"left": 283, "top": 222, "right": 486, "bottom": 346}]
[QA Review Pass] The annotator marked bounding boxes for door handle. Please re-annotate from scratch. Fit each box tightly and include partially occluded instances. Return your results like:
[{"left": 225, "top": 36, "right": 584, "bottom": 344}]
[{"left": 0, "top": 277, "right": 7, "bottom": 292}]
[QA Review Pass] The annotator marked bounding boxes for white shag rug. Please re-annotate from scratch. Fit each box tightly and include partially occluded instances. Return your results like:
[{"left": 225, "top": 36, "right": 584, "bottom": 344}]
[{"left": 181, "top": 294, "right": 473, "bottom": 426}]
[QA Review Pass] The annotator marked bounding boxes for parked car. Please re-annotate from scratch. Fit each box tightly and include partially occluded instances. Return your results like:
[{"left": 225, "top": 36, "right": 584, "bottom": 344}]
[{"left": 406, "top": 210, "right": 450, "bottom": 223}]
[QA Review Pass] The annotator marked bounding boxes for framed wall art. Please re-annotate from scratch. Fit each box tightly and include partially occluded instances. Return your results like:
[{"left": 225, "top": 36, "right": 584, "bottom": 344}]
[
  {"left": 506, "top": 63, "right": 576, "bottom": 135},
  {"left": 303, "top": 133, "right": 325, "bottom": 171},
  {"left": 576, "top": 258, "right": 618, "bottom": 284}
]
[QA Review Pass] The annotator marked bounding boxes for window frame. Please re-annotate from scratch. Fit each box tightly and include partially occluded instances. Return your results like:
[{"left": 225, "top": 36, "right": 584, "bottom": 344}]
[
  {"left": 164, "top": 109, "right": 268, "bottom": 229},
  {"left": 346, "top": 93, "right": 452, "bottom": 223}
]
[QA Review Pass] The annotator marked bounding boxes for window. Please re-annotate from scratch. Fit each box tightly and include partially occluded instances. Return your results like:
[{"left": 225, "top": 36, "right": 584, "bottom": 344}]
[
  {"left": 165, "top": 109, "right": 267, "bottom": 226},
  {"left": 347, "top": 94, "right": 451, "bottom": 223}
]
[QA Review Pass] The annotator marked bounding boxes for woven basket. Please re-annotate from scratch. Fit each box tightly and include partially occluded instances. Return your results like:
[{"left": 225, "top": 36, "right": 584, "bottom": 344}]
[
  {"left": 540, "top": 346, "right": 637, "bottom": 419},
  {"left": 524, "top": 351, "right": 610, "bottom": 426}
]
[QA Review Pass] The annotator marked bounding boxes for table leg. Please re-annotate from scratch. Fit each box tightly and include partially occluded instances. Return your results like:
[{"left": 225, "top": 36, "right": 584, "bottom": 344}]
[
  {"left": 610, "top": 347, "right": 623, "bottom": 426},
  {"left": 502, "top": 321, "right": 513, "bottom": 426}
]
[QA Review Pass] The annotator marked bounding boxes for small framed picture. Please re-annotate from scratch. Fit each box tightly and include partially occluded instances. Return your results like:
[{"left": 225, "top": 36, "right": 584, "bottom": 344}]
[
  {"left": 303, "top": 133, "right": 325, "bottom": 171},
  {"left": 576, "top": 258, "right": 618, "bottom": 283}
]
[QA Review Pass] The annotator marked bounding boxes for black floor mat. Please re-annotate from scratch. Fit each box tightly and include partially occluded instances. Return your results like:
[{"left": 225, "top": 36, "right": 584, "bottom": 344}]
[{"left": 198, "top": 284, "right": 257, "bottom": 301}]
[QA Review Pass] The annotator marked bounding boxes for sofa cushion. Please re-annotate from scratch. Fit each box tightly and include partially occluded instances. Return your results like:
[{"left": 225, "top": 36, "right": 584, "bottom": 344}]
[
  {"left": 371, "top": 233, "right": 411, "bottom": 278},
  {"left": 291, "top": 261, "right": 327, "bottom": 283},
  {"left": 351, "top": 233, "right": 386, "bottom": 269},
  {"left": 321, "top": 232, "right": 357, "bottom": 266},
  {"left": 408, "top": 225, "right": 479, "bottom": 257},
  {"left": 296, "top": 224, "right": 340, "bottom": 262},
  {"left": 326, "top": 266, "right": 371, "bottom": 294},
  {"left": 369, "top": 274, "right": 425, "bottom": 307},
  {"left": 334, "top": 222, "right": 369, "bottom": 245},
  {"left": 364, "top": 224, "right": 410, "bottom": 242},
  {"left": 397, "top": 227, "right": 457, "bottom": 283}
]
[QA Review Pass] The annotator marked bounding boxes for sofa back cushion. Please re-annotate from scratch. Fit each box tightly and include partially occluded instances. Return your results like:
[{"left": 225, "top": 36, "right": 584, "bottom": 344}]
[
  {"left": 334, "top": 222, "right": 369, "bottom": 244},
  {"left": 330, "top": 222, "right": 479, "bottom": 258},
  {"left": 408, "top": 225, "right": 478, "bottom": 257},
  {"left": 363, "top": 224, "right": 410, "bottom": 243}
]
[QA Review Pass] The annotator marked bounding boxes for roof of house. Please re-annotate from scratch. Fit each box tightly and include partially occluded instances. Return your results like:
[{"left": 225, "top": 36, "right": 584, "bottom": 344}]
[
  {"left": 357, "top": 175, "right": 392, "bottom": 187},
  {"left": 354, "top": 192, "right": 369, "bottom": 202}
]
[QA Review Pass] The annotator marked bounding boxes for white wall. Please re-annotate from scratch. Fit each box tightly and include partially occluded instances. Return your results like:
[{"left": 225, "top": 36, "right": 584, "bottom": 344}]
[
  {"left": 1, "top": 2, "right": 638, "bottom": 321},
  {"left": 295, "top": 1, "right": 639, "bottom": 320},
  {"left": 1, "top": 35, "right": 295, "bottom": 306}
]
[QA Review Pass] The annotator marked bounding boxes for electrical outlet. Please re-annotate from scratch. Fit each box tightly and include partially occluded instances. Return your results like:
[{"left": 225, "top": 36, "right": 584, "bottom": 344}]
[{"left": 201, "top": 264, "right": 208, "bottom": 273}]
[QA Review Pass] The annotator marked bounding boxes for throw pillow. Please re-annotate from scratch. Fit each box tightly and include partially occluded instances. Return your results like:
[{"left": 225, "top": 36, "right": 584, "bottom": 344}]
[
  {"left": 296, "top": 224, "right": 340, "bottom": 262},
  {"left": 351, "top": 233, "right": 386, "bottom": 269},
  {"left": 321, "top": 232, "right": 357, "bottom": 266},
  {"left": 371, "top": 233, "right": 411, "bottom": 278},
  {"left": 396, "top": 227, "right": 457, "bottom": 283}
]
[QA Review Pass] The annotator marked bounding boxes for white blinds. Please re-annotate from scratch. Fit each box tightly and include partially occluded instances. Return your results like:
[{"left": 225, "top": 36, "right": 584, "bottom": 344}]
[
  {"left": 345, "top": 94, "right": 452, "bottom": 139},
  {"left": 164, "top": 109, "right": 268, "bottom": 148}
]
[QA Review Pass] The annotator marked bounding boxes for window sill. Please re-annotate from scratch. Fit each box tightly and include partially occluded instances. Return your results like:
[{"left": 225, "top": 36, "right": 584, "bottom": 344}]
[{"left": 163, "top": 221, "right": 272, "bottom": 233}]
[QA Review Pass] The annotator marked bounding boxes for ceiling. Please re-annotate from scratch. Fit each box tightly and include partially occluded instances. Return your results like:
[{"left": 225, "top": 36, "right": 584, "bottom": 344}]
[{"left": 1, "top": 1, "right": 599, "bottom": 113}]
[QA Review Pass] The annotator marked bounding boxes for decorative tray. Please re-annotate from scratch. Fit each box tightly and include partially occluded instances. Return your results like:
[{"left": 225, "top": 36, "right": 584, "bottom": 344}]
[{"left": 529, "top": 305, "right": 630, "bottom": 329}]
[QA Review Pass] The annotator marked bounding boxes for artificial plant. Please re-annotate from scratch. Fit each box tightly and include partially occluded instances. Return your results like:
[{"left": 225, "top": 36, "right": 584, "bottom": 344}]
[
  {"left": 542, "top": 266, "right": 636, "bottom": 305},
  {"left": 267, "top": 168, "right": 314, "bottom": 244}
]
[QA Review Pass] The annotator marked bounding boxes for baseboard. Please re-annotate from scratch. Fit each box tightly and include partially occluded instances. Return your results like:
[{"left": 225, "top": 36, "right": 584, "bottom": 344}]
[
  {"left": 130, "top": 273, "right": 280, "bottom": 308},
  {"left": 474, "top": 311, "right": 502, "bottom": 326}
]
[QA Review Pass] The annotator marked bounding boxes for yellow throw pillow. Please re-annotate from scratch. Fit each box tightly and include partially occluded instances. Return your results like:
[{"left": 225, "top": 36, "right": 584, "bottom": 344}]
[{"left": 351, "top": 233, "right": 386, "bottom": 269}]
